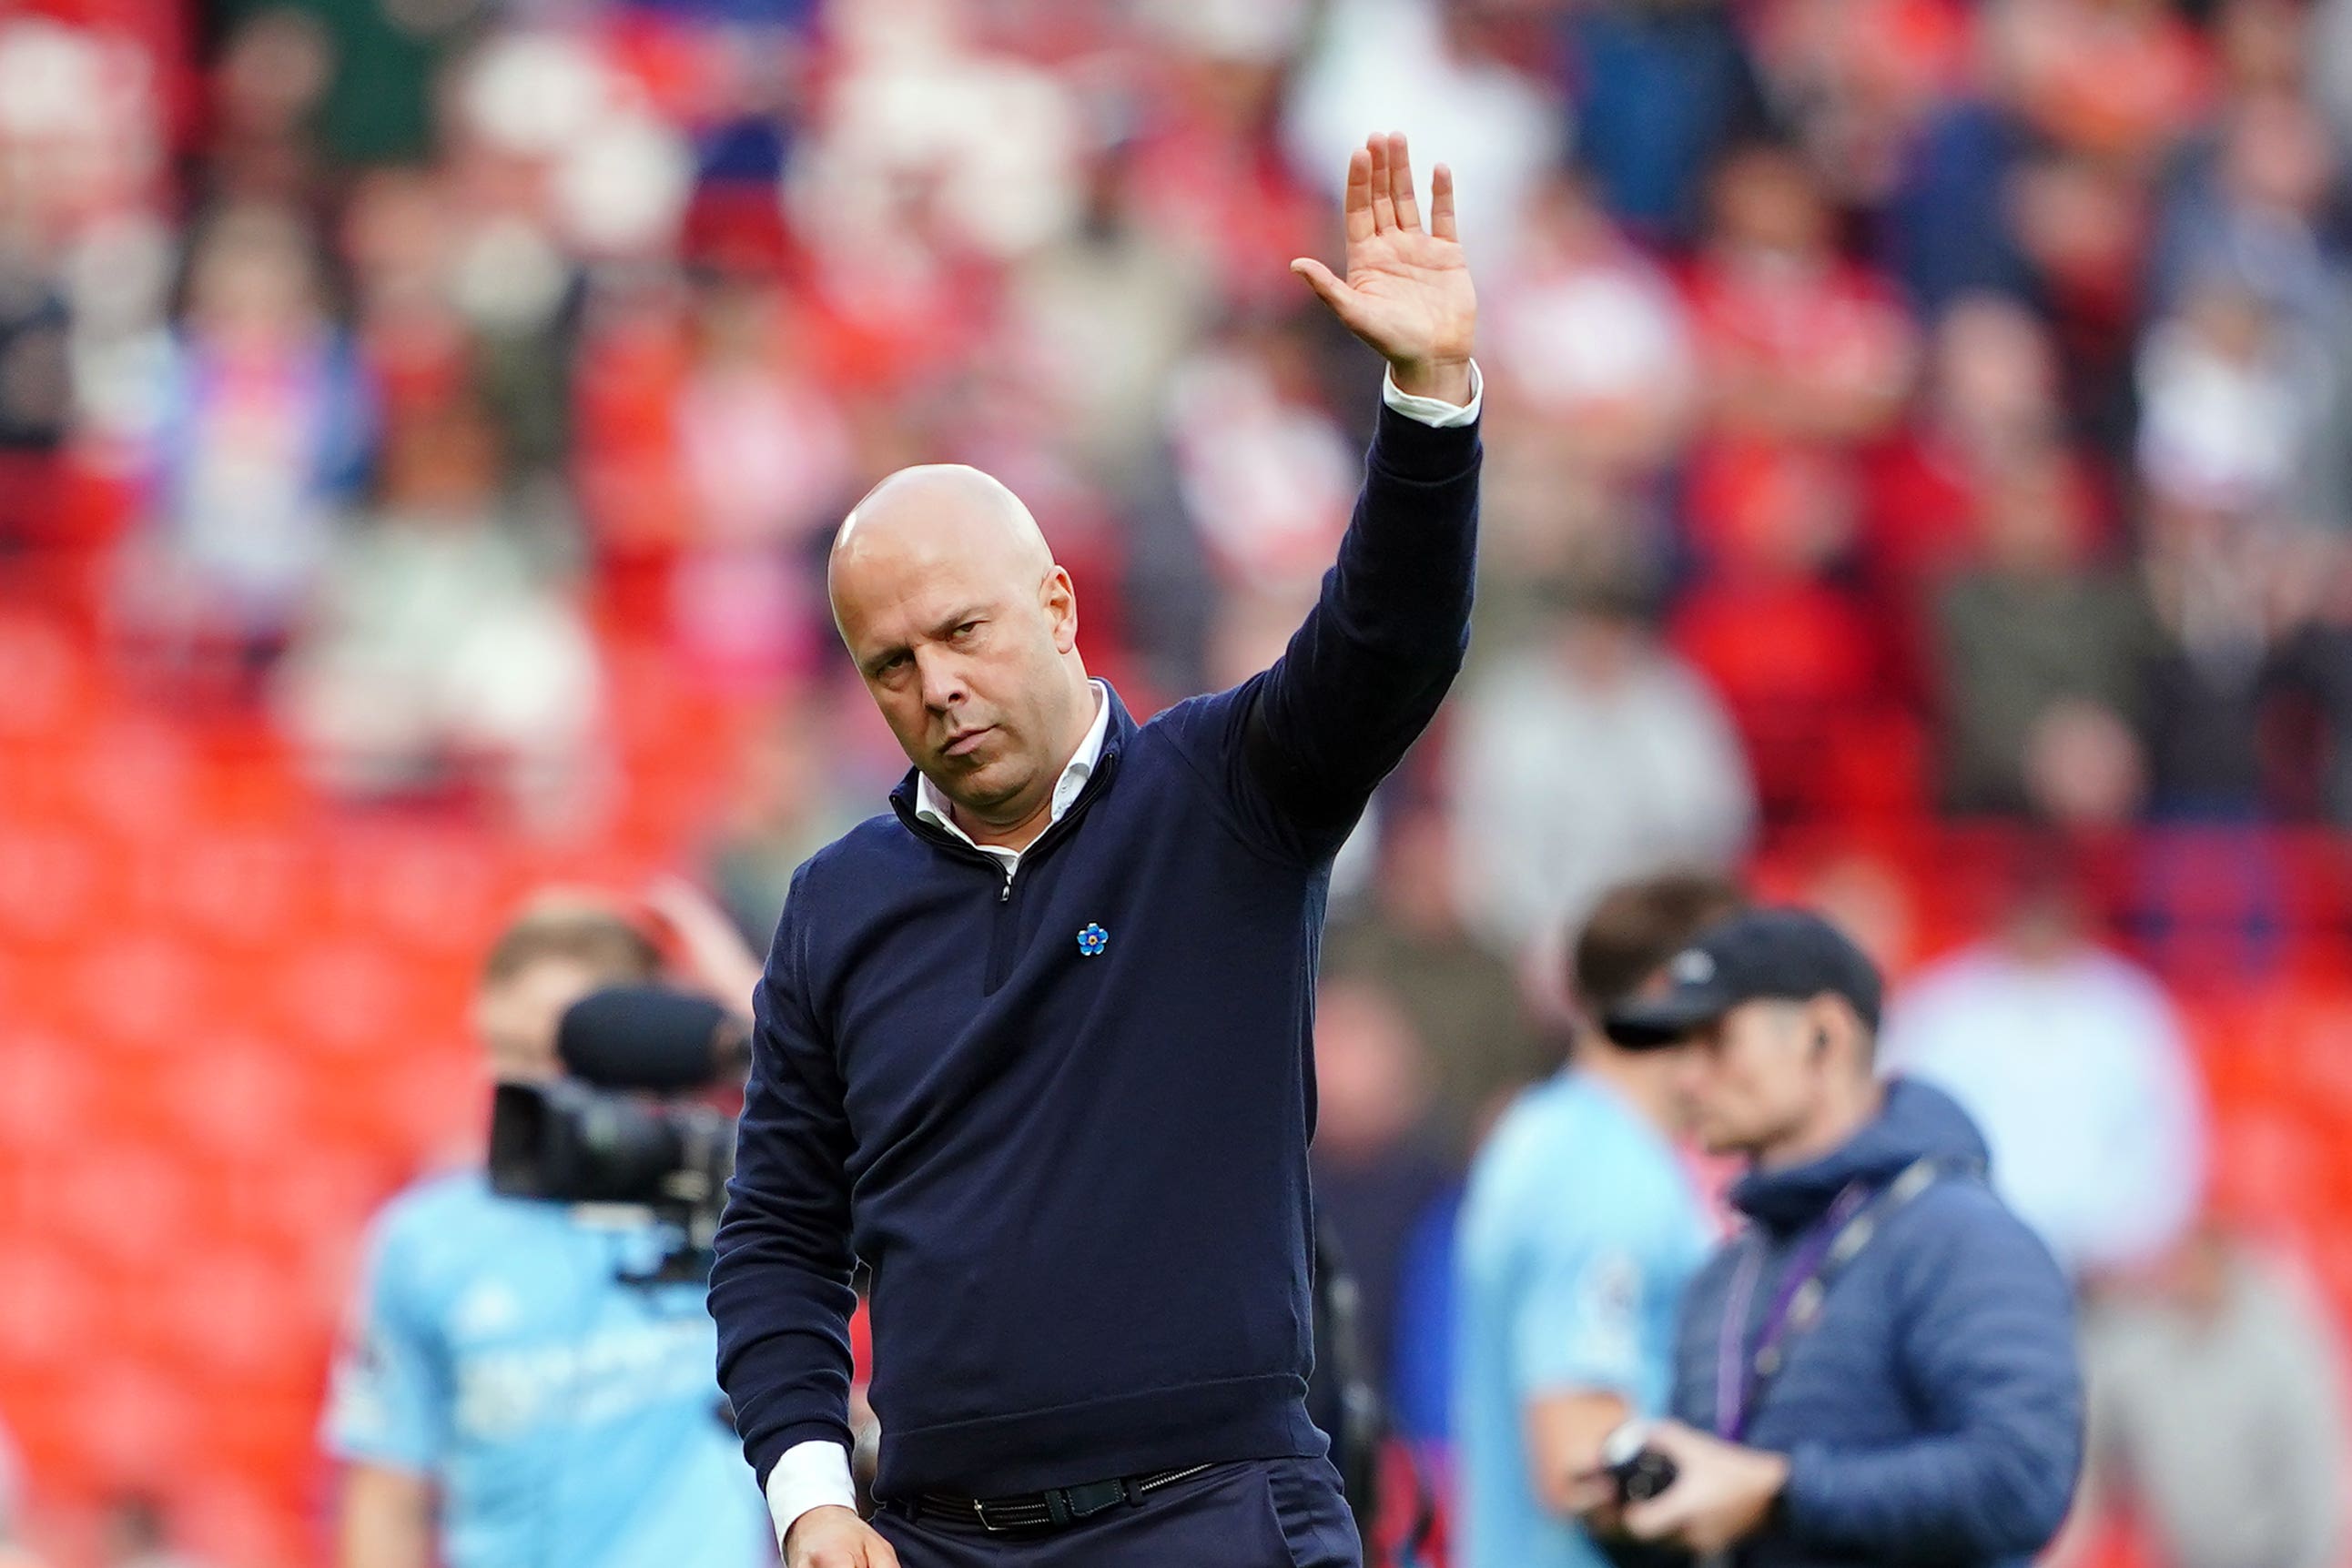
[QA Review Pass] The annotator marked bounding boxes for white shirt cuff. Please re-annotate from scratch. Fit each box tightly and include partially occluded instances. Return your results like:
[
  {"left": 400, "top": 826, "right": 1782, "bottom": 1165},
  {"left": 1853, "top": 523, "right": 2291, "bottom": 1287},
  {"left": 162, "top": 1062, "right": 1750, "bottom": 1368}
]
[
  {"left": 765, "top": 1440, "right": 857, "bottom": 1550},
  {"left": 1381, "top": 359, "right": 1482, "bottom": 427}
]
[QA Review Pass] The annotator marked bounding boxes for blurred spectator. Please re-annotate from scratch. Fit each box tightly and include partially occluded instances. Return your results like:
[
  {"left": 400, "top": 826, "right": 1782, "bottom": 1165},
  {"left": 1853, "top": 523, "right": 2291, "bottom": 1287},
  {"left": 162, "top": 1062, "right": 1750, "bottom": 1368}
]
[
  {"left": 2137, "top": 280, "right": 2329, "bottom": 526},
  {"left": 116, "top": 203, "right": 372, "bottom": 678},
  {"left": 1472, "top": 176, "right": 1694, "bottom": 650},
  {"left": 1488, "top": 174, "right": 1697, "bottom": 470},
  {"left": 1284, "top": 0, "right": 1564, "bottom": 279},
  {"left": 2067, "top": 1222, "right": 2349, "bottom": 1568},
  {"left": 1311, "top": 974, "right": 1456, "bottom": 1442},
  {"left": 1684, "top": 140, "right": 1916, "bottom": 464},
  {"left": 1888, "top": 0, "right": 2186, "bottom": 434},
  {"left": 1882, "top": 869, "right": 2206, "bottom": 1276},
  {"left": 0, "top": 236, "right": 69, "bottom": 548},
  {"left": 1558, "top": 0, "right": 1771, "bottom": 243},
  {"left": 252, "top": 0, "right": 483, "bottom": 168},
  {"left": 2137, "top": 491, "right": 2328, "bottom": 814},
  {"left": 1861, "top": 294, "right": 2068, "bottom": 636},
  {"left": 682, "top": 285, "right": 856, "bottom": 561},
  {"left": 1453, "top": 871, "right": 1741, "bottom": 1568},
  {"left": 0, "top": 22, "right": 80, "bottom": 546},
  {"left": 1881, "top": 2, "right": 2047, "bottom": 315},
  {"left": 1668, "top": 141, "right": 1917, "bottom": 814},
  {"left": 272, "top": 402, "right": 604, "bottom": 827},
  {"left": 1163, "top": 313, "right": 1360, "bottom": 596},
  {"left": 669, "top": 275, "right": 855, "bottom": 680},
  {"left": 2012, "top": 0, "right": 2210, "bottom": 166},
  {"left": 787, "top": 0, "right": 1081, "bottom": 347},
  {"left": 1748, "top": 0, "right": 1967, "bottom": 214},
  {"left": 701, "top": 692, "right": 871, "bottom": 942},
  {"left": 96, "top": 1494, "right": 208, "bottom": 1568},
  {"left": 1794, "top": 846, "right": 1921, "bottom": 977},
  {"left": 1933, "top": 446, "right": 2158, "bottom": 819},
  {"left": 2152, "top": 86, "right": 2339, "bottom": 342},
  {"left": 2319, "top": 0, "right": 2352, "bottom": 149},
  {"left": 2274, "top": 548, "right": 2352, "bottom": 826},
  {"left": 1325, "top": 806, "right": 1550, "bottom": 1159},
  {"left": 1007, "top": 136, "right": 1218, "bottom": 492},
  {"left": 1667, "top": 463, "right": 1891, "bottom": 821},
  {"left": 1447, "top": 589, "right": 1755, "bottom": 967},
  {"left": 203, "top": 10, "right": 334, "bottom": 210}
]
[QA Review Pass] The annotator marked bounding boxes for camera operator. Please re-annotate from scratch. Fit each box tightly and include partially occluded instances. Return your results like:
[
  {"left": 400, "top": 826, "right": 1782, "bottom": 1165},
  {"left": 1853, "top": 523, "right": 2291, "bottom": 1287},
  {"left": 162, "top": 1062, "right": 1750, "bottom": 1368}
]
[{"left": 322, "top": 889, "right": 772, "bottom": 1568}]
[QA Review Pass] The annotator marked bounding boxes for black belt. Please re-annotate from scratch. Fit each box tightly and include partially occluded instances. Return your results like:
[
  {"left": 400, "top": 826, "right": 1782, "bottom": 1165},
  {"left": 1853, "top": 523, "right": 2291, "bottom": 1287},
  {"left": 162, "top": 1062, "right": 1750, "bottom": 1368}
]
[{"left": 907, "top": 1462, "right": 1218, "bottom": 1533}]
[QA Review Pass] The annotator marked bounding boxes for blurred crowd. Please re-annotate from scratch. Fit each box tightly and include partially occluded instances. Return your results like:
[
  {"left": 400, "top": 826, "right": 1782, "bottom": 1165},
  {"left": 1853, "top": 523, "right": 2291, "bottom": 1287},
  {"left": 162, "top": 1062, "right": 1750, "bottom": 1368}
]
[
  {"left": 9, "top": 0, "right": 2352, "bottom": 860},
  {"left": 7, "top": 0, "right": 2352, "bottom": 1561}
]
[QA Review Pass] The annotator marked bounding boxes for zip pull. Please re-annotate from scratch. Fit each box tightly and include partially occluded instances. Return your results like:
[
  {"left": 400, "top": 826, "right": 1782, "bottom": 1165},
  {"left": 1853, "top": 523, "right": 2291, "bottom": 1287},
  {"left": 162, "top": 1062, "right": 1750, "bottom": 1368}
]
[{"left": 999, "top": 872, "right": 1014, "bottom": 903}]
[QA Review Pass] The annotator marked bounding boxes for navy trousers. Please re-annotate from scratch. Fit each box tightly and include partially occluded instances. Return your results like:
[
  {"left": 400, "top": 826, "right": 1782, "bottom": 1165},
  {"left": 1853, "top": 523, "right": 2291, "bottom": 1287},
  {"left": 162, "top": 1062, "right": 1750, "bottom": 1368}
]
[{"left": 874, "top": 1458, "right": 1362, "bottom": 1568}]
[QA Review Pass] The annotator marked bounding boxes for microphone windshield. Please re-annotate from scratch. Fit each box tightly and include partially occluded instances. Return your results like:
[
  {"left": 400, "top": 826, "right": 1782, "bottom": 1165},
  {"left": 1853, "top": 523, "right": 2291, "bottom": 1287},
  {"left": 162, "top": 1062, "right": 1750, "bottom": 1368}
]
[{"left": 557, "top": 986, "right": 747, "bottom": 1091}]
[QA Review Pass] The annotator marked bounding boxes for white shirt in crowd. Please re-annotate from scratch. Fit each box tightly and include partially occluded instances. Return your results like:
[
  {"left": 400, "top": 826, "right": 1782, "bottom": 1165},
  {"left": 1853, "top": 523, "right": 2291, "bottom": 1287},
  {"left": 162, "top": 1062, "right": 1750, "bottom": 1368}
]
[{"left": 1881, "top": 940, "right": 2205, "bottom": 1278}]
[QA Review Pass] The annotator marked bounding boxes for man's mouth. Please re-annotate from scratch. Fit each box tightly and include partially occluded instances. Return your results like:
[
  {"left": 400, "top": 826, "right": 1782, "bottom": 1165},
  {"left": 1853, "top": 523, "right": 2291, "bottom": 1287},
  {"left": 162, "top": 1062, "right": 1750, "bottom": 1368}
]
[{"left": 943, "top": 726, "right": 993, "bottom": 758}]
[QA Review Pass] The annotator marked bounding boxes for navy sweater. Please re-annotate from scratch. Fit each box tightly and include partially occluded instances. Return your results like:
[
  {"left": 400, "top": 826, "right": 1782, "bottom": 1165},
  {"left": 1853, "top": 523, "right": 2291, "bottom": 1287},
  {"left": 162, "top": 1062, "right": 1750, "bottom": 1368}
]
[
  {"left": 1667, "top": 1079, "right": 2083, "bottom": 1568},
  {"left": 709, "top": 403, "right": 1481, "bottom": 1501}
]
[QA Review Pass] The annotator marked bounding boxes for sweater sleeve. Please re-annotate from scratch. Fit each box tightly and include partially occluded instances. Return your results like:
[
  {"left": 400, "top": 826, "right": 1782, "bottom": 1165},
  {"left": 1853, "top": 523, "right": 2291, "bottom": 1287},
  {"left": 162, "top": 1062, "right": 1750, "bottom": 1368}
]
[
  {"left": 1777, "top": 1190, "right": 2084, "bottom": 1563},
  {"left": 1161, "top": 396, "right": 1481, "bottom": 864},
  {"left": 708, "top": 864, "right": 860, "bottom": 1488}
]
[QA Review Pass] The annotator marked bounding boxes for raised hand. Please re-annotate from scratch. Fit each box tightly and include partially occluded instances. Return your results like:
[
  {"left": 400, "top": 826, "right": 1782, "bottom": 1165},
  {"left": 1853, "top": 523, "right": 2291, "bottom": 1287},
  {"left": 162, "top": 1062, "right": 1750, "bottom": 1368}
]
[{"left": 1292, "top": 132, "right": 1476, "bottom": 404}]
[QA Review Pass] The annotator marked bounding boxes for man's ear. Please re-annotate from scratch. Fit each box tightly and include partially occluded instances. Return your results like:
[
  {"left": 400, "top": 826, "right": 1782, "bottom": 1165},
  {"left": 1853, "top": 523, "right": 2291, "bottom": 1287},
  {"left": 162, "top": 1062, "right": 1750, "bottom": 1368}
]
[
  {"left": 1801, "top": 996, "right": 1838, "bottom": 1059},
  {"left": 1044, "top": 565, "right": 1079, "bottom": 654},
  {"left": 1808, "top": 996, "right": 1865, "bottom": 1068}
]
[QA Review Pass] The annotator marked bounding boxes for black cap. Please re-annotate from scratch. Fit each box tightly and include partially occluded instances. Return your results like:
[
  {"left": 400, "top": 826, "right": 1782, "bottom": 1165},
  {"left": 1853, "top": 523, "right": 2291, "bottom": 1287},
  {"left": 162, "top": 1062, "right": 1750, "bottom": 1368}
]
[{"left": 1603, "top": 906, "right": 1882, "bottom": 1048}]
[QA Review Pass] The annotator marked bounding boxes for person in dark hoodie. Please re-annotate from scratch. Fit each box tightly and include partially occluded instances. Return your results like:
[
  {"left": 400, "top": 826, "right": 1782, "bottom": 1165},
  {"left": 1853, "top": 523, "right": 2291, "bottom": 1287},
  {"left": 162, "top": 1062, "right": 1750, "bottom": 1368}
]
[
  {"left": 711, "top": 133, "right": 1479, "bottom": 1568},
  {"left": 1589, "top": 907, "right": 2082, "bottom": 1568}
]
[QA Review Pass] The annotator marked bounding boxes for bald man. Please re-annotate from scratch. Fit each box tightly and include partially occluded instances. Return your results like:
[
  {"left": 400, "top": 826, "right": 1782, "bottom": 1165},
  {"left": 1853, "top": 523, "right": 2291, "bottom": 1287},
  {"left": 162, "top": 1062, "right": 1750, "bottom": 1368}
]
[{"left": 711, "top": 134, "right": 1481, "bottom": 1568}]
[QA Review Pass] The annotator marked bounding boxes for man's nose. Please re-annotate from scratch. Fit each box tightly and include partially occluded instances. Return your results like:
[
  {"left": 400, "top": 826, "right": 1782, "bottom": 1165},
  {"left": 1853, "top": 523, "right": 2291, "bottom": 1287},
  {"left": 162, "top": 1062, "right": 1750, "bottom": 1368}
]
[{"left": 915, "top": 647, "right": 968, "bottom": 713}]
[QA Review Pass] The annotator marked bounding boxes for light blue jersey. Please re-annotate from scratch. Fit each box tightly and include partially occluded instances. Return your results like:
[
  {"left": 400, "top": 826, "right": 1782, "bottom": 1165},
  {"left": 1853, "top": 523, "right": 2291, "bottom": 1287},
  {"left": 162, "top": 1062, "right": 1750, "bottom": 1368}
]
[
  {"left": 1453, "top": 1073, "right": 1711, "bottom": 1568},
  {"left": 322, "top": 1171, "right": 772, "bottom": 1568}
]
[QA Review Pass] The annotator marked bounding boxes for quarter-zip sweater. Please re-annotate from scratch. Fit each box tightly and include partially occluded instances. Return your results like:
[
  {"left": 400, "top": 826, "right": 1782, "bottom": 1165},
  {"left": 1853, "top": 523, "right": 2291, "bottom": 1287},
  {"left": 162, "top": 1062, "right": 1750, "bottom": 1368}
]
[{"left": 710, "top": 401, "right": 1481, "bottom": 1502}]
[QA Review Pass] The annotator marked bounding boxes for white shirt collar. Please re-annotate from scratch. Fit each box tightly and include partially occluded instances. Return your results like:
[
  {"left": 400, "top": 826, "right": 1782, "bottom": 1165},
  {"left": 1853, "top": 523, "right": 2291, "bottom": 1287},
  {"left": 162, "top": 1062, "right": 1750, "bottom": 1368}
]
[{"left": 915, "top": 681, "right": 1110, "bottom": 867}]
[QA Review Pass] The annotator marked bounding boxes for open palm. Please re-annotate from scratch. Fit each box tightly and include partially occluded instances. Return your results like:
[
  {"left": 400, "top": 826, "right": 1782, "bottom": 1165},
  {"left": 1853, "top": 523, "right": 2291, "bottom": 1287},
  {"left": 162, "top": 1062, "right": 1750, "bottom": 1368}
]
[{"left": 1293, "top": 133, "right": 1476, "bottom": 397}]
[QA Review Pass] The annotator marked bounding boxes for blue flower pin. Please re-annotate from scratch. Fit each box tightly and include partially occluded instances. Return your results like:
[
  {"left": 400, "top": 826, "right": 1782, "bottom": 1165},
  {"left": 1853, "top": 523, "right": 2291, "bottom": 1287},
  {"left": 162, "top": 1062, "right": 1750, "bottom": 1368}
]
[{"left": 1076, "top": 923, "right": 1110, "bottom": 957}]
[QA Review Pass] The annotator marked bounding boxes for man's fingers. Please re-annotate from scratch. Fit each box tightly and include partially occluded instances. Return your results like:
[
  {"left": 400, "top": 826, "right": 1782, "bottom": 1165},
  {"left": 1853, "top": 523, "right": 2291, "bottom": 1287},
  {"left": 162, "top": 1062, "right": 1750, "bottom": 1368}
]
[
  {"left": 1343, "top": 147, "right": 1374, "bottom": 244},
  {"left": 864, "top": 1535, "right": 901, "bottom": 1568},
  {"left": 1365, "top": 133, "right": 1397, "bottom": 233},
  {"left": 1621, "top": 1491, "right": 1689, "bottom": 1543},
  {"left": 1429, "top": 162, "right": 1457, "bottom": 242},
  {"left": 1387, "top": 132, "right": 1421, "bottom": 230},
  {"left": 1291, "top": 257, "right": 1351, "bottom": 312}
]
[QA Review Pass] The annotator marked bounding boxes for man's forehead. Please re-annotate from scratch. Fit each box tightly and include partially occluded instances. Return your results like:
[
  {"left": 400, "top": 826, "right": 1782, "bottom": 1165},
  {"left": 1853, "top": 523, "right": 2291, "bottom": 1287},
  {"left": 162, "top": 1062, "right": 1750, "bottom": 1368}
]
[{"left": 832, "top": 551, "right": 1000, "bottom": 637}]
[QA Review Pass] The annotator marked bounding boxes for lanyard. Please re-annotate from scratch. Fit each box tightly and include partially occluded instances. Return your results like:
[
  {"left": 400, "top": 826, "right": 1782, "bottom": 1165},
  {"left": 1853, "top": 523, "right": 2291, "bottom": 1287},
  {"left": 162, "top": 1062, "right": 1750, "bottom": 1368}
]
[
  {"left": 1712, "top": 1180, "right": 1870, "bottom": 1442},
  {"left": 1710, "top": 1158, "right": 1946, "bottom": 1442}
]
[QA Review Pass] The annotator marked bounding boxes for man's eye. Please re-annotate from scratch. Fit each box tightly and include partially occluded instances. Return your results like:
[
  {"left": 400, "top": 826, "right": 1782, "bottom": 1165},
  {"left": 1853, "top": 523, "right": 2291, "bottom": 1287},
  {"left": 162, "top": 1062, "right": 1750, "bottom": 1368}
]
[{"left": 952, "top": 622, "right": 980, "bottom": 639}]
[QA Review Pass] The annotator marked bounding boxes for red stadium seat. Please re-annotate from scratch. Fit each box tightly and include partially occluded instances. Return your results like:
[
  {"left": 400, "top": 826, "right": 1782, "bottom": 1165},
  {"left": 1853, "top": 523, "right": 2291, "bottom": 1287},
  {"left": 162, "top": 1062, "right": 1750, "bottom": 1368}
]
[
  {"left": 0, "top": 1249, "right": 106, "bottom": 1382},
  {"left": 147, "top": 1245, "right": 332, "bottom": 1391},
  {"left": 267, "top": 940, "right": 421, "bottom": 1061},
  {"left": 55, "top": 1357, "right": 205, "bottom": 1482},
  {"left": 0, "top": 609, "right": 91, "bottom": 742},
  {"left": 157, "top": 827, "right": 315, "bottom": 954},
  {"left": 0, "top": 824, "right": 110, "bottom": 947}
]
